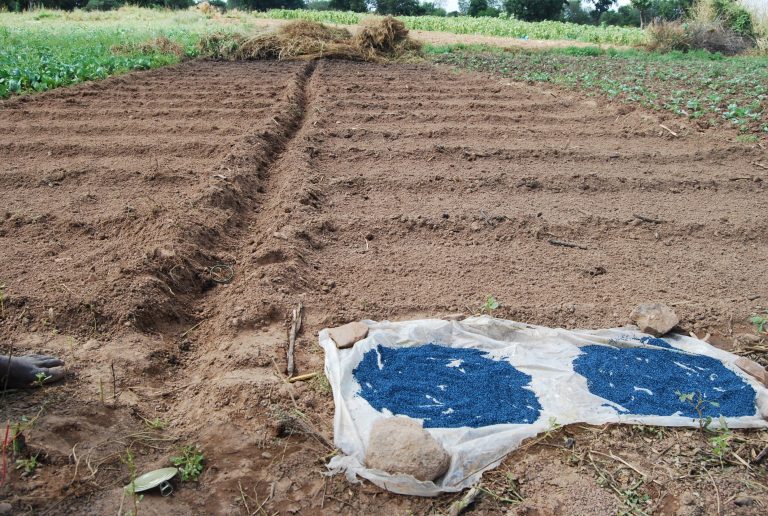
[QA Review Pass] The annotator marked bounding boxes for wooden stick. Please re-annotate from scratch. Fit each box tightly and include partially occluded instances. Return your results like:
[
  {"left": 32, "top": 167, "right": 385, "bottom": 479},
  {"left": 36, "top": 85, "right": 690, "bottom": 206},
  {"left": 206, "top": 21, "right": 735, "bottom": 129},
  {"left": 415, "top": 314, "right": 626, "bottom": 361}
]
[
  {"left": 287, "top": 302, "right": 304, "bottom": 378},
  {"left": 659, "top": 124, "right": 678, "bottom": 137},
  {"left": 633, "top": 213, "right": 665, "bottom": 224},
  {"left": 754, "top": 445, "right": 768, "bottom": 465},
  {"left": 705, "top": 469, "right": 721, "bottom": 516},
  {"left": 752, "top": 162, "right": 768, "bottom": 171},
  {"left": 548, "top": 238, "right": 588, "bottom": 250},
  {"left": 288, "top": 371, "right": 320, "bottom": 383},
  {"left": 110, "top": 362, "right": 117, "bottom": 404}
]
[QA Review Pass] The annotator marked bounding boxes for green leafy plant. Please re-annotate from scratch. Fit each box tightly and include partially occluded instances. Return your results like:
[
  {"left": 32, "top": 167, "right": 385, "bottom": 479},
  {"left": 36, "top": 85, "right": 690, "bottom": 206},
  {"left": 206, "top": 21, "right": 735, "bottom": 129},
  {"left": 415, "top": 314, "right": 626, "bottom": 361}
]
[
  {"left": 33, "top": 371, "right": 51, "bottom": 387},
  {"left": 709, "top": 416, "right": 733, "bottom": 463},
  {"left": 15, "top": 454, "right": 39, "bottom": 475},
  {"left": 481, "top": 295, "right": 500, "bottom": 315},
  {"left": 750, "top": 311, "right": 768, "bottom": 334},
  {"left": 171, "top": 444, "right": 205, "bottom": 482},
  {"left": 676, "top": 390, "right": 720, "bottom": 430}
]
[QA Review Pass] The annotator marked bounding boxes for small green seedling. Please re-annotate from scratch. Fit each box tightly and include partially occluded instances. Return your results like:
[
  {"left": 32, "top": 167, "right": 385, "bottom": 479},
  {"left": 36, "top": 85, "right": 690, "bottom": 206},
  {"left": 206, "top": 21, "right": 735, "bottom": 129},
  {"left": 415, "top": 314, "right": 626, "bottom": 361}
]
[
  {"left": 122, "top": 449, "right": 143, "bottom": 516},
  {"left": 481, "top": 295, "right": 500, "bottom": 315},
  {"left": 142, "top": 417, "right": 167, "bottom": 431},
  {"left": 15, "top": 454, "right": 39, "bottom": 475},
  {"left": 735, "top": 134, "right": 759, "bottom": 144},
  {"left": 750, "top": 311, "right": 768, "bottom": 334},
  {"left": 170, "top": 444, "right": 205, "bottom": 482},
  {"left": 676, "top": 390, "right": 720, "bottom": 430},
  {"left": 34, "top": 372, "right": 51, "bottom": 387},
  {"left": 709, "top": 416, "right": 733, "bottom": 462}
]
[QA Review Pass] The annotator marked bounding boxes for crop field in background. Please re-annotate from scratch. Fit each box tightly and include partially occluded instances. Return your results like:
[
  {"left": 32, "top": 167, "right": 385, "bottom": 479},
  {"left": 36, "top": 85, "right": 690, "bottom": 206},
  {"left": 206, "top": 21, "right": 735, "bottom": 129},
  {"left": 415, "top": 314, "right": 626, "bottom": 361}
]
[
  {"left": 0, "top": 7, "right": 254, "bottom": 97},
  {"left": 257, "top": 8, "right": 647, "bottom": 45},
  {"left": 431, "top": 45, "right": 768, "bottom": 134},
  {"left": 1, "top": 8, "right": 766, "bottom": 133}
]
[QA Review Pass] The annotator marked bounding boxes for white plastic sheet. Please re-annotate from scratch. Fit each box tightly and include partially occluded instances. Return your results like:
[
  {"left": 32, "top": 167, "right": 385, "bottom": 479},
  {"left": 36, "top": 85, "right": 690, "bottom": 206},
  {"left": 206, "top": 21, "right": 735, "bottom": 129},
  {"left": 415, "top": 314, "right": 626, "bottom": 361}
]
[{"left": 319, "top": 316, "right": 768, "bottom": 496}]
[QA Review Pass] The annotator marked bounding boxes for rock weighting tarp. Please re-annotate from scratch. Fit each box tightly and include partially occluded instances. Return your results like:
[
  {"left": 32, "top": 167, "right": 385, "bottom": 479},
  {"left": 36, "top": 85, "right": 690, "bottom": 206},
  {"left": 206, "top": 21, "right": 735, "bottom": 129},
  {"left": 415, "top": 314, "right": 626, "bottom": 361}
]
[{"left": 320, "top": 316, "right": 768, "bottom": 496}]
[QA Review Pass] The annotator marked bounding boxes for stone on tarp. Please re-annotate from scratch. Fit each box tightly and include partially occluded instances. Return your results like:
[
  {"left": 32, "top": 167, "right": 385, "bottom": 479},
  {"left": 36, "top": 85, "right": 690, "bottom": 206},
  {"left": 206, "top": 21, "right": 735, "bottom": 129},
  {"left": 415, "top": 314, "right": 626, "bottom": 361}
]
[
  {"left": 735, "top": 357, "right": 768, "bottom": 387},
  {"left": 629, "top": 303, "right": 679, "bottom": 336},
  {"left": 365, "top": 417, "right": 450, "bottom": 482},
  {"left": 328, "top": 321, "right": 369, "bottom": 349}
]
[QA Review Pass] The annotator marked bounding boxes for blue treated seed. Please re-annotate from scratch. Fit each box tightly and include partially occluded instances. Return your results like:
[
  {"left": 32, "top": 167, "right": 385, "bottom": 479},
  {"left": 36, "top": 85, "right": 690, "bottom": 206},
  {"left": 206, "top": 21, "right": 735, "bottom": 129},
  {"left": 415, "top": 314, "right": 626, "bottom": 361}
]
[
  {"left": 353, "top": 344, "right": 541, "bottom": 428},
  {"left": 573, "top": 345, "right": 756, "bottom": 418}
]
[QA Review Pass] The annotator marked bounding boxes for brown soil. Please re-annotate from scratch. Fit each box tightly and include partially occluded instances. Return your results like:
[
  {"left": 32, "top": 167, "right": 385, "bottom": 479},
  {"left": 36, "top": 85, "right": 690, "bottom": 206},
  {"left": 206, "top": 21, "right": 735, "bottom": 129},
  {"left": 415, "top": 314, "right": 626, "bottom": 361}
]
[{"left": 1, "top": 58, "right": 767, "bottom": 515}]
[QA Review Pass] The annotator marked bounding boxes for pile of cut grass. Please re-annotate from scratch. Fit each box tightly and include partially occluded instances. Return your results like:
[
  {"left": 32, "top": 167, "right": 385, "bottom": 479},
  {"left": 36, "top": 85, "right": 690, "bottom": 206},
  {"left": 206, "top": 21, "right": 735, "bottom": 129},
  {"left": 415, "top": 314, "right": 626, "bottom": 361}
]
[{"left": 199, "top": 17, "right": 421, "bottom": 62}]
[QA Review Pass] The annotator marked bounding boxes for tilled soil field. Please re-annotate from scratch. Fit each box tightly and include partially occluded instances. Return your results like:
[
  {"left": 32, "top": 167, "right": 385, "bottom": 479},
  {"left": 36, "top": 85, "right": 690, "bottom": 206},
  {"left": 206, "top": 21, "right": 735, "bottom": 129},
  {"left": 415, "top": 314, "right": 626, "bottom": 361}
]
[{"left": 2, "top": 58, "right": 768, "bottom": 514}]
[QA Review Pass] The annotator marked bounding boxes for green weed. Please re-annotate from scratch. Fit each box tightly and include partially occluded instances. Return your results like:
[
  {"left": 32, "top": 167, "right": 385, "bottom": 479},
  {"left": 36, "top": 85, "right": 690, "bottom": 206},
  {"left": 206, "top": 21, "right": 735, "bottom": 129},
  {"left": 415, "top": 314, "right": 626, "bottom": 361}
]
[
  {"left": 481, "top": 295, "right": 500, "bottom": 316},
  {"left": 170, "top": 444, "right": 205, "bottom": 482},
  {"left": 709, "top": 416, "right": 733, "bottom": 463},
  {"left": 142, "top": 417, "right": 167, "bottom": 431},
  {"left": 33, "top": 371, "right": 51, "bottom": 387},
  {"left": 676, "top": 391, "right": 720, "bottom": 430},
  {"left": 750, "top": 311, "right": 768, "bottom": 334},
  {"left": 122, "top": 449, "right": 143, "bottom": 516},
  {"left": 15, "top": 454, "right": 39, "bottom": 475}
]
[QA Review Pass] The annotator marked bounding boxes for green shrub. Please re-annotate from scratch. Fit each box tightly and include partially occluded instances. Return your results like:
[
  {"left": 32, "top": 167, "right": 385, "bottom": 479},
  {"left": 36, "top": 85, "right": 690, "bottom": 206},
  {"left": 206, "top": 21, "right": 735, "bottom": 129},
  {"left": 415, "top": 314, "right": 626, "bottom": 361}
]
[
  {"left": 710, "top": 0, "right": 755, "bottom": 38},
  {"left": 85, "top": 0, "right": 124, "bottom": 10}
]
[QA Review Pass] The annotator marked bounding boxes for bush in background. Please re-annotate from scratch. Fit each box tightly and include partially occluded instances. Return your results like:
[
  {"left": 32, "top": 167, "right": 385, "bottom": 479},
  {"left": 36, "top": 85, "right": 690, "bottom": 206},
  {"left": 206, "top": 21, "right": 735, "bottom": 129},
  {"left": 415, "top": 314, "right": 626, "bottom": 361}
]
[
  {"left": 646, "top": 19, "right": 691, "bottom": 51},
  {"left": 647, "top": 0, "right": 762, "bottom": 54}
]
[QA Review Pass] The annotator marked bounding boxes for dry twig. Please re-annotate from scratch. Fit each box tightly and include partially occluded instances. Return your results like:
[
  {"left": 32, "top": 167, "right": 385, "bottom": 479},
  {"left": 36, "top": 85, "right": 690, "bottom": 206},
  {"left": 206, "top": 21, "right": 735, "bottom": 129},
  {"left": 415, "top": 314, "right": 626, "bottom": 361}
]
[{"left": 287, "top": 302, "right": 304, "bottom": 378}]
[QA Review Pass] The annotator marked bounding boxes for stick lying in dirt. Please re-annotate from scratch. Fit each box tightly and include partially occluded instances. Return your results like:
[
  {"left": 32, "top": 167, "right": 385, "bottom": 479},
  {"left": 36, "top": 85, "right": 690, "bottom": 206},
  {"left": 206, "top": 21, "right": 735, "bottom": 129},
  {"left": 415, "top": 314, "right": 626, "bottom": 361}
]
[
  {"left": 659, "top": 124, "right": 678, "bottom": 137},
  {"left": 287, "top": 302, "right": 304, "bottom": 378},
  {"left": 754, "top": 445, "right": 768, "bottom": 465},
  {"left": 633, "top": 213, "right": 665, "bottom": 224},
  {"left": 548, "top": 239, "right": 588, "bottom": 250},
  {"left": 447, "top": 484, "right": 481, "bottom": 516},
  {"left": 751, "top": 162, "right": 768, "bottom": 171},
  {"left": 288, "top": 371, "right": 320, "bottom": 383}
]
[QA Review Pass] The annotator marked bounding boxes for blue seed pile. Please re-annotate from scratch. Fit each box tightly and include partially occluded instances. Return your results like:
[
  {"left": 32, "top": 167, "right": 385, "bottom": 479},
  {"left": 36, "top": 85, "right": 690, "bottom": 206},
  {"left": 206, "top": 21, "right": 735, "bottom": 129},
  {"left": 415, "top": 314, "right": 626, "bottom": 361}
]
[
  {"left": 637, "top": 336, "right": 673, "bottom": 349},
  {"left": 353, "top": 344, "right": 541, "bottom": 428},
  {"left": 573, "top": 345, "right": 757, "bottom": 418}
]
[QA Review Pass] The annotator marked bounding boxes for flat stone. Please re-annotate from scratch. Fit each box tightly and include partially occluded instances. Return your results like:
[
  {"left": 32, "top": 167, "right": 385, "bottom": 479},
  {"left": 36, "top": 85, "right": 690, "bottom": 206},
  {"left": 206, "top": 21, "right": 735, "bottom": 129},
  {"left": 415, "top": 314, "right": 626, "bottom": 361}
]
[
  {"left": 0, "top": 503, "right": 11, "bottom": 515},
  {"left": 734, "top": 494, "right": 755, "bottom": 507},
  {"left": 629, "top": 303, "right": 679, "bottom": 336},
  {"left": 365, "top": 417, "right": 450, "bottom": 482},
  {"left": 734, "top": 357, "right": 768, "bottom": 387},
  {"left": 328, "top": 322, "right": 369, "bottom": 349},
  {"left": 735, "top": 333, "right": 763, "bottom": 346}
]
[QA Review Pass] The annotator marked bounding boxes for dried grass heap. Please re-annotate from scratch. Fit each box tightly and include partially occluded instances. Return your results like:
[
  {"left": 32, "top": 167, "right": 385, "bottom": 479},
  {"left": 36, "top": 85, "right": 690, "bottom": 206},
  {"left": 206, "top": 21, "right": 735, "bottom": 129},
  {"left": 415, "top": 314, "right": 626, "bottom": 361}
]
[{"left": 199, "top": 17, "right": 421, "bottom": 62}]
